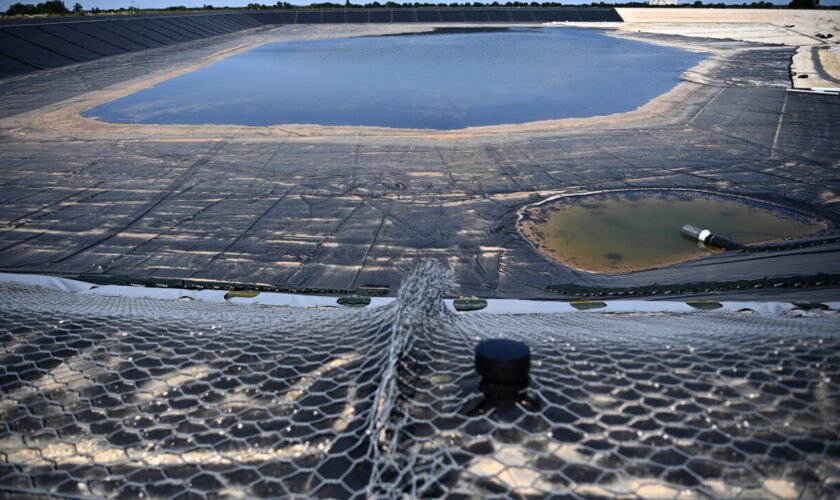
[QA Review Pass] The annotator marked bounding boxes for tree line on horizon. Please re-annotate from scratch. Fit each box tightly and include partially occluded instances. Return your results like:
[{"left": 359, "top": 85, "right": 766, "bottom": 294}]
[{"left": 3, "top": 0, "right": 826, "bottom": 18}]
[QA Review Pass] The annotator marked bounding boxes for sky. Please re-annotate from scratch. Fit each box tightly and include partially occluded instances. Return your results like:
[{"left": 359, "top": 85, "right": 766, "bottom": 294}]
[{"left": 2, "top": 0, "right": 838, "bottom": 12}]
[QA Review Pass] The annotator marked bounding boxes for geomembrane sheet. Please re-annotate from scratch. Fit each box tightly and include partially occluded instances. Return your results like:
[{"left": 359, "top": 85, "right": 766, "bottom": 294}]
[{"left": 0, "top": 8, "right": 623, "bottom": 79}]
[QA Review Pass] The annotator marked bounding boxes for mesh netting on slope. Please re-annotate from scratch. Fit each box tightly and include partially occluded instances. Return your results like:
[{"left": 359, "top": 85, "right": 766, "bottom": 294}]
[{"left": 1, "top": 262, "right": 839, "bottom": 499}]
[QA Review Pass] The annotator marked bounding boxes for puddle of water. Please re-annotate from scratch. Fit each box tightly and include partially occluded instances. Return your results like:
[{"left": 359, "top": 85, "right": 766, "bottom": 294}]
[
  {"left": 84, "top": 27, "right": 706, "bottom": 130},
  {"left": 519, "top": 191, "right": 825, "bottom": 274}
]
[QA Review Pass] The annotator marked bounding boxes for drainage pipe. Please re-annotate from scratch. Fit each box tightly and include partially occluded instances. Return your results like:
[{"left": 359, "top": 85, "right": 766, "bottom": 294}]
[{"left": 681, "top": 224, "right": 742, "bottom": 250}]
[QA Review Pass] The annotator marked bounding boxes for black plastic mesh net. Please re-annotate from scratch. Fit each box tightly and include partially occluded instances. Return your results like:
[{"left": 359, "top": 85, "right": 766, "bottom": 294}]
[{"left": 1, "top": 262, "right": 839, "bottom": 498}]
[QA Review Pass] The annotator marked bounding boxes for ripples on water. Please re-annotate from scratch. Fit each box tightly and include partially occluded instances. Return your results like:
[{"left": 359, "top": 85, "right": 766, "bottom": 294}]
[{"left": 85, "top": 27, "right": 707, "bottom": 129}]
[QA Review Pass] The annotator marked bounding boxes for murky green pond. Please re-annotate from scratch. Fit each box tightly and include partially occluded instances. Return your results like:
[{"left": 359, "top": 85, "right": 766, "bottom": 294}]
[{"left": 520, "top": 191, "right": 825, "bottom": 273}]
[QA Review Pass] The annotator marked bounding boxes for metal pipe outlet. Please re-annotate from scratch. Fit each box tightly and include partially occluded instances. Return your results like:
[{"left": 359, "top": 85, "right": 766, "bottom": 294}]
[{"left": 681, "top": 224, "right": 742, "bottom": 250}]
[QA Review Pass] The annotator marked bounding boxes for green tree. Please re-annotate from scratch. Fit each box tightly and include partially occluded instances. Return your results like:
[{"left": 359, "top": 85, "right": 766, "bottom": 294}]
[
  {"left": 5, "top": 2, "right": 37, "bottom": 15},
  {"left": 789, "top": 0, "right": 818, "bottom": 7},
  {"left": 38, "top": 0, "right": 70, "bottom": 14},
  {"left": 72, "top": 2, "right": 83, "bottom": 12}
]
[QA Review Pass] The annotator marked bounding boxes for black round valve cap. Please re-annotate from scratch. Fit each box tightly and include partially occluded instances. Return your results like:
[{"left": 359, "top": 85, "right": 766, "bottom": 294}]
[{"left": 475, "top": 339, "right": 531, "bottom": 386}]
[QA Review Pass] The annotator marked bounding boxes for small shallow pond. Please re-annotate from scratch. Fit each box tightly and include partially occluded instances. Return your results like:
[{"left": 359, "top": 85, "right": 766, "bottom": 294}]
[
  {"left": 84, "top": 27, "right": 706, "bottom": 130},
  {"left": 519, "top": 191, "right": 826, "bottom": 274}
]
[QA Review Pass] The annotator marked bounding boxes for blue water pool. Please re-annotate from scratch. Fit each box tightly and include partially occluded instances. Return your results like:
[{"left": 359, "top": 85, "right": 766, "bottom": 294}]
[{"left": 85, "top": 27, "right": 707, "bottom": 130}]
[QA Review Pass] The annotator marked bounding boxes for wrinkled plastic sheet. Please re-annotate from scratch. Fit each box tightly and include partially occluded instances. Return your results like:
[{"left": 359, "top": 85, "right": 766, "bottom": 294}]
[
  {"left": 0, "top": 32, "right": 838, "bottom": 300},
  {"left": 0, "top": 8, "right": 622, "bottom": 79},
  {"left": 0, "top": 12, "right": 265, "bottom": 78}
]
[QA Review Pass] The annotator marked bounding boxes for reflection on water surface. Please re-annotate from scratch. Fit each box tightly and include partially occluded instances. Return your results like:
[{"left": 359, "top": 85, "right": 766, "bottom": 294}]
[
  {"left": 520, "top": 191, "right": 825, "bottom": 273},
  {"left": 85, "top": 27, "right": 706, "bottom": 130}
]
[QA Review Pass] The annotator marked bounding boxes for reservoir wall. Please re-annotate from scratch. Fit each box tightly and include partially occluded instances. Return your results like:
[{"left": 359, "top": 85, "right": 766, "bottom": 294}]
[{"left": 0, "top": 8, "right": 622, "bottom": 79}]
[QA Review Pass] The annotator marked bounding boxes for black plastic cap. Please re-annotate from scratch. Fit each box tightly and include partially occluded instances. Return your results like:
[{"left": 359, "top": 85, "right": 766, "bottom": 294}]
[
  {"left": 475, "top": 339, "right": 530, "bottom": 403},
  {"left": 706, "top": 234, "right": 741, "bottom": 251}
]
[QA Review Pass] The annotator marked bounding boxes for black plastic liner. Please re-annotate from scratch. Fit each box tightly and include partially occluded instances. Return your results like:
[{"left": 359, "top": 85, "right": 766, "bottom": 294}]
[
  {"left": 0, "top": 31, "right": 838, "bottom": 300},
  {"left": 0, "top": 8, "right": 622, "bottom": 79},
  {"left": 0, "top": 12, "right": 264, "bottom": 78}
]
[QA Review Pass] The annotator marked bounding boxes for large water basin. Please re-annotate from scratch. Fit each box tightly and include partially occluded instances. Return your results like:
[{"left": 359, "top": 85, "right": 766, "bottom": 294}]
[
  {"left": 84, "top": 27, "right": 706, "bottom": 130},
  {"left": 519, "top": 191, "right": 826, "bottom": 274}
]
